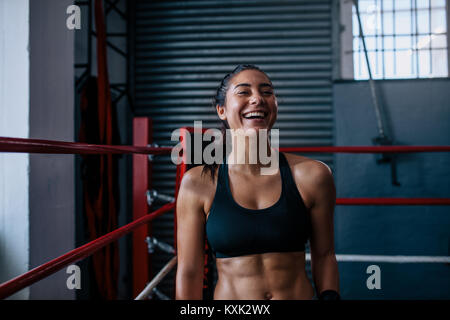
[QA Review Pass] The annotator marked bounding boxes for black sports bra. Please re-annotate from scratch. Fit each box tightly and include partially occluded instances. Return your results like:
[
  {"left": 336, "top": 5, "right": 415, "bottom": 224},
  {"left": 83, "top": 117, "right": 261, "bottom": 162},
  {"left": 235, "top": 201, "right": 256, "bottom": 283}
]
[{"left": 205, "top": 152, "right": 311, "bottom": 259}]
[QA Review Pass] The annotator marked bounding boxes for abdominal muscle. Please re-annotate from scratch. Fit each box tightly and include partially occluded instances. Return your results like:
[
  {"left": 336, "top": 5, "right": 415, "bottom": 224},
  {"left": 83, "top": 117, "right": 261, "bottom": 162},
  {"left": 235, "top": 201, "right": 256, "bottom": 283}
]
[{"left": 212, "top": 251, "right": 314, "bottom": 300}]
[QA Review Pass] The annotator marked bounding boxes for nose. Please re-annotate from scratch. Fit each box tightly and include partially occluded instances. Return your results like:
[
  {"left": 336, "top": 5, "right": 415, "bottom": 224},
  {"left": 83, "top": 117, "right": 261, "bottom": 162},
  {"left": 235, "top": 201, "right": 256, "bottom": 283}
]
[{"left": 249, "top": 93, "right": 264, "bottom": 105}]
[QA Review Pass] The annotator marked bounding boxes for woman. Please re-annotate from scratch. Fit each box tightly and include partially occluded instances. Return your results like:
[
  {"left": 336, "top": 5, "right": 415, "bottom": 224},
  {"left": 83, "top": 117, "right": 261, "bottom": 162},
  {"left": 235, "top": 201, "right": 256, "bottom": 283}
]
[{"left": 175, "top": 64, "right": 339, "bottom": 300}]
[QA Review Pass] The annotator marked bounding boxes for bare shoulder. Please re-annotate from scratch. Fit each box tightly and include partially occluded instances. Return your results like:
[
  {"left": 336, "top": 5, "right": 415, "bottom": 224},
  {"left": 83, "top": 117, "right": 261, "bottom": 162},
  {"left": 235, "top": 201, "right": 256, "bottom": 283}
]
[
  {"left": 178, "top": 165, "right": 217, "bottom": 209},
  {"left": 282, "top": 153, "right": 335, "bottom": 207},
  {"left": 283, "top": 152, "right": 333, "bottom": 182},
  {"left": 180, "top": 165, "right": 216, "bottom": 192}
]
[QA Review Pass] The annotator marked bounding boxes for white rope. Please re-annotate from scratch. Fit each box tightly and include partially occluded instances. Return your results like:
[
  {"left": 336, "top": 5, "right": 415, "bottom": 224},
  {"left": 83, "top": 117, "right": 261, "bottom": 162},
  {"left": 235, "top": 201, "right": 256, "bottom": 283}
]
[
  {"left": 135, "top": 256, "right": 178, "bottom": 300},
  {"left": 306, "top": 253, "right": 450, "bottom": 263}
]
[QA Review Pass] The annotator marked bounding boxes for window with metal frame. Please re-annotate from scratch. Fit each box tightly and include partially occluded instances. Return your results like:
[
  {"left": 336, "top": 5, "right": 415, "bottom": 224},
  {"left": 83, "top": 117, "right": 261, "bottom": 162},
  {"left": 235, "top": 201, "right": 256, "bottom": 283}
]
[{"left": 350, "top": 0, "right": 448, "bottom": 79}]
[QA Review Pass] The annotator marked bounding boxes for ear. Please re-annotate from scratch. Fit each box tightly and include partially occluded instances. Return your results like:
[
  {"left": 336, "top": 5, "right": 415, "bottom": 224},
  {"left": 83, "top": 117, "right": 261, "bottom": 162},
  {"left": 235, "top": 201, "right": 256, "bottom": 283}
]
[{"left": 216, "top": 104, "right": 227, "bottom": 121}]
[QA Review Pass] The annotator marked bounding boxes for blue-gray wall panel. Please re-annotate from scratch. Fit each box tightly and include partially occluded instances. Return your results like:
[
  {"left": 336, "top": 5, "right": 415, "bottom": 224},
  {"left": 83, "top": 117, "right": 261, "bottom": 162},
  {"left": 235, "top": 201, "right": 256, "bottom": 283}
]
[{"left": 334, "top": 79, "right": 450, "bottom": 299}]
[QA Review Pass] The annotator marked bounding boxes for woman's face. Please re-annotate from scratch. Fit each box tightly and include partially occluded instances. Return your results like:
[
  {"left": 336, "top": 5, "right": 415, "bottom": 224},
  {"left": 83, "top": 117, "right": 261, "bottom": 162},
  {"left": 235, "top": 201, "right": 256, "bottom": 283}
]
[{"left": 217, "top": 69, "right": 278, "bottom": 131}]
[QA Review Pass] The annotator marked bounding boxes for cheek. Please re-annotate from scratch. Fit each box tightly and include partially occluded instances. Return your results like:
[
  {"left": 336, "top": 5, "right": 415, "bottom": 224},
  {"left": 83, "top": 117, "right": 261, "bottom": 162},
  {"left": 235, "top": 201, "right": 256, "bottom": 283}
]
[
  {"left": 269, "top": 114, "right": 277, "bottom": 129},
  {"left": 226, "top": 103, "right": 243, "bottom": 120}
]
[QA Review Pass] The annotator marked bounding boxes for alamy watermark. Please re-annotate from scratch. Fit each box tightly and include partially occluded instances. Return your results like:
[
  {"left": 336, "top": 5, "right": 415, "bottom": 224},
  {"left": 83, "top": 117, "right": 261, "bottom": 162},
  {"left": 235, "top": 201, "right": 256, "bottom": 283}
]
[
  {"left": 170, "top": 121, "right": 280, "bottom": 175},
  {"left": 66, "top": 5, "right": 81, "bottom": 30},
  {"left": 66, "top": 264, "right": 81, "bottom": 290},
  {"left": 366, "top": 264, "right": 381, "bottom": 290}
]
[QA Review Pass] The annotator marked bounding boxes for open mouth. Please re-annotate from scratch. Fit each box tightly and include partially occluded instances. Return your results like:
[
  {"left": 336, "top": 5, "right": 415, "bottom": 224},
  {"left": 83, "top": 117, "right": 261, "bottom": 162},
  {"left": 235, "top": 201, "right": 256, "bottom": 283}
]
[{"left": 242, "top": 111, "right": 267, "bottom": 120}]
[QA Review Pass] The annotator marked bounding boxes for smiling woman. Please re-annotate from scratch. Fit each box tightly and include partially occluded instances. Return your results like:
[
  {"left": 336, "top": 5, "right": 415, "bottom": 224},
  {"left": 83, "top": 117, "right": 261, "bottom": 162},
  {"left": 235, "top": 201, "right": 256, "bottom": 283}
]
[
  {"left": 202, "top": 65, "right": 277, "bottom": 180},
  {"left": 175, "top": 64, "right": 340, "bottom": 300}
]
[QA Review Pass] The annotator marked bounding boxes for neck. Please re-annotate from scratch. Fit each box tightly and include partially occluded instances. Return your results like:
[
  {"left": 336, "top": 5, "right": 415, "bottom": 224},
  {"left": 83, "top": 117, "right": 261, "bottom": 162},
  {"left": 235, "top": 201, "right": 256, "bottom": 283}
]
[{"left": 227, "top": 136, "right": 273, "bottom": 174}]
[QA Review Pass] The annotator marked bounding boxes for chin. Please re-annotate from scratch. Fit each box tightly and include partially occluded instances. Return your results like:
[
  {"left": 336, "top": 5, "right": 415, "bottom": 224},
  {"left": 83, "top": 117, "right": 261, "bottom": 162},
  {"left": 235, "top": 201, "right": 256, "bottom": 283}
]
[{"left": 242, "top": 125, "right": 269, "bottom": 132}]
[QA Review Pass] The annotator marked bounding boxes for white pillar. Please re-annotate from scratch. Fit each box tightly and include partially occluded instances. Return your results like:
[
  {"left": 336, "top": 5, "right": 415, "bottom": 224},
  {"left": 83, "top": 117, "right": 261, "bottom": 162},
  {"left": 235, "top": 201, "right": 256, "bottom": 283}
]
[{"left": 0, "top": 0, "right": 30, "bottom": 300}]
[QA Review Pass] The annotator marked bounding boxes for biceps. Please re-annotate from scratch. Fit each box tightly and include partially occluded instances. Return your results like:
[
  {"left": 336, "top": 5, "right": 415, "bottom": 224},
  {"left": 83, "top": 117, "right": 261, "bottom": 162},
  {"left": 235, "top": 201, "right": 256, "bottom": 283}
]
[
  {"left": 176, "top": 190, "right": 205, "bottom": 275},
  {"left": 309, "top": 200, "right": 336, "bottom": 257},
  {"left": 310, "top": 202, "right": 334, "bottom": 255}
]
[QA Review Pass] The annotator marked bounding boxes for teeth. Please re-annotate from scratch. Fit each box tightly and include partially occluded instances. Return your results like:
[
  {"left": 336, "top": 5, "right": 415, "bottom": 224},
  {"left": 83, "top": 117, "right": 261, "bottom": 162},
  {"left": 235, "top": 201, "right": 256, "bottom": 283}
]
[{"left": 243, "top": 112, "right": 265, "bottom": 119}]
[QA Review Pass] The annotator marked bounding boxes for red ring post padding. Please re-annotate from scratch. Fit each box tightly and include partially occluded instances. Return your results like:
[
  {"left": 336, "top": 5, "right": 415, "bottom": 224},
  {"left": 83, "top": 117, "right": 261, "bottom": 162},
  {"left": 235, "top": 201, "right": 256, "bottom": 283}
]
[{"left": 0, "top": 202, "right": 175, "bottom": 300}]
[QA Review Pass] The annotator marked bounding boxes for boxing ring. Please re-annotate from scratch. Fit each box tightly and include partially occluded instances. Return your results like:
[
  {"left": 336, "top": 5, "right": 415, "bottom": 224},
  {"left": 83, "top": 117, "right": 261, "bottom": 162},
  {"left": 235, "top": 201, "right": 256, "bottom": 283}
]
[{"left": 0, "top": 117, "right": 449, "bottom": 300}]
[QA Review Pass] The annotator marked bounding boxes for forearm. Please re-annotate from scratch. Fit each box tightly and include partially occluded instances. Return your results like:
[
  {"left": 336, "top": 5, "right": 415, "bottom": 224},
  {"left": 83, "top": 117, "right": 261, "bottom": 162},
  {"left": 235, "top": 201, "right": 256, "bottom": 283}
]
[
  {"left": 311, "top": 253, "right": 339, "bottom": 295},
  {"left": 175, "top": 271, "right": 203, "bottom": 300}
]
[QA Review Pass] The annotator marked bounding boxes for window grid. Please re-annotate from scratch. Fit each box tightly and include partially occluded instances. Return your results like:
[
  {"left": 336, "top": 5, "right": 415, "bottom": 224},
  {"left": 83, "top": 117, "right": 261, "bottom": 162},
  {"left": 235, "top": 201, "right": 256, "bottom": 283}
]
[
  {"left": 393, "top": 0, "right": 397, "bottom": 75},
  {"left": 415, "top": 0, "right": 419, "bottom": 76},
  {"left": 377, "top": 1, "right": 386, "bottom": 78},
  {"left": 353, "top": 0, "right": 448, "bottom": 79},
  {"left": 429, "top": 0, "right": 433, "bottom": 73}
]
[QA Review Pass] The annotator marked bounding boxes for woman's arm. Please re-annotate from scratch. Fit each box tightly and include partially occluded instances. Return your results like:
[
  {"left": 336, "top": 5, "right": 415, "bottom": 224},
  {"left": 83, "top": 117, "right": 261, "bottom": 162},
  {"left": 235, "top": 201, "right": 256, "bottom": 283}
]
[
  {"left": 295, "top": 160, "right": 339, "bottom": 296},
  {"left": 175, "top": 169, "right": 207, "bottom": 300}
]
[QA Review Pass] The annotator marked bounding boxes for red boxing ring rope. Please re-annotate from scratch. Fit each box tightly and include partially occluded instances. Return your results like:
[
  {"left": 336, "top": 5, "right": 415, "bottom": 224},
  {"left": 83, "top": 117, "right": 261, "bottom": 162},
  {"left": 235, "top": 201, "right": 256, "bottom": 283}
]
[
  {"left": 0, "top": 137, "right": 172, "bottom": 155},
  {"left": 0, "top": 202, "right": 175, "bottom": 300},
  {"left": 336, "top": 198, "right": 450, "bottom": 205},
  {"left": 279, "top": 146, "right": 450, "bottom": 153},
  {"left": 1, "top": 135, "right": 449, "bottom": 299},
  {"left": 1, "top": 136, "right": 450, "bottom": 154}
]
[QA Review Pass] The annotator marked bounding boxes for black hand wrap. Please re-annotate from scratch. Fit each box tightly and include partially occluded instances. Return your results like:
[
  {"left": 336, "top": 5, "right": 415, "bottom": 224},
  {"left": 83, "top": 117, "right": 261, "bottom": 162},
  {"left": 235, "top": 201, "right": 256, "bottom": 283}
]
[{"left": 318, "top": 290, "right": 341, "bottom": 300}]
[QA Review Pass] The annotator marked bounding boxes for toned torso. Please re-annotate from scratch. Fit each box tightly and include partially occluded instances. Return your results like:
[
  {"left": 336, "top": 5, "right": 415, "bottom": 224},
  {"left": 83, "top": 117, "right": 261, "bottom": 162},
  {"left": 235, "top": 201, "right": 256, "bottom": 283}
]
[{"left": 197, "top": 153, "right": 316, "bottom": 300}]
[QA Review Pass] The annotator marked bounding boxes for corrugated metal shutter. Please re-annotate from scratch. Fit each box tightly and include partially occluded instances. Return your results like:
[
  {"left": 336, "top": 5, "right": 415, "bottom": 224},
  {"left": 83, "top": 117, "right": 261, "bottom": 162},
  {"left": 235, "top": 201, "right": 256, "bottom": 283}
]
[{"left": 134, "top": 0, "right": 333, "bottom": 299}]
